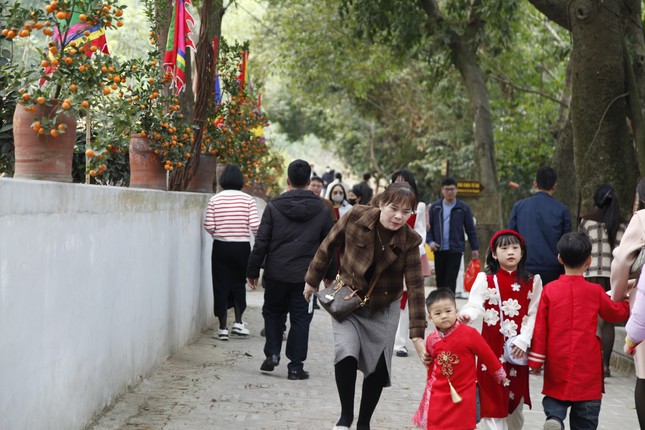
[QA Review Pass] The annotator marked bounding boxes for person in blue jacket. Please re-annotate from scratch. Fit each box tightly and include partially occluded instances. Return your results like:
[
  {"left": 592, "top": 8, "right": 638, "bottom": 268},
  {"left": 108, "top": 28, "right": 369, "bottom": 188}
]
[
  {"left": 508, "top": 166, "right": 572, "bottom": 285},
  {"left": 427, "top": 177, "right": 479, "bottom": 293}
]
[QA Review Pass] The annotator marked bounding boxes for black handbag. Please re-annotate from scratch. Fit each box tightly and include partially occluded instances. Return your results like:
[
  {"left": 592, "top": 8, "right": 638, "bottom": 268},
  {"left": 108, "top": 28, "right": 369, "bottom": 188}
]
[{"left": 317, "top": 274, "right": 380, "bottom": 322}]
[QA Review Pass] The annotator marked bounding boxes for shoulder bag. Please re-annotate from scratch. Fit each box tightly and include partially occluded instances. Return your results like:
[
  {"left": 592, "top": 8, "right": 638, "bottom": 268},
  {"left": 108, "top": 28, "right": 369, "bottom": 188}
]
[{"left": 317, "top": 273, "right": 381, "bottom": 322}]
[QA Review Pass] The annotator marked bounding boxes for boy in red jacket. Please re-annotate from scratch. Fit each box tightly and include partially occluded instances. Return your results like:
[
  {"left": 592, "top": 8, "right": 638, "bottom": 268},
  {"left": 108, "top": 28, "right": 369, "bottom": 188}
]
[{"left": 528, "top": 232, "right": 629, "bottom": 430}]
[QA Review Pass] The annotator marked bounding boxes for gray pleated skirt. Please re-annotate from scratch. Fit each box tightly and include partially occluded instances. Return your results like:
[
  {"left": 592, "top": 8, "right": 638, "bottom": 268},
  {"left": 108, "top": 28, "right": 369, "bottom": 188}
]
[{"left": 331, "top": 298, "right": 401, "bottom": 387}]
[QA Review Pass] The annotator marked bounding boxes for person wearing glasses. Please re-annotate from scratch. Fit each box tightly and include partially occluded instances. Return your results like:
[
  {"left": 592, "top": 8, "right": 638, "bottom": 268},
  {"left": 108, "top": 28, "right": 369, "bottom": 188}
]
[{"left": 427, "top": 177, "right": 479, "bottom": 294}]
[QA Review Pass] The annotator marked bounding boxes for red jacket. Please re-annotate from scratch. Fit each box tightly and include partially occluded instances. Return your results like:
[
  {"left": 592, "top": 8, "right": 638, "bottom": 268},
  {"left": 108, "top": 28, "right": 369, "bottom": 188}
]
[{"left": 528, "top": 275, "right": 629, "bottom": 401}]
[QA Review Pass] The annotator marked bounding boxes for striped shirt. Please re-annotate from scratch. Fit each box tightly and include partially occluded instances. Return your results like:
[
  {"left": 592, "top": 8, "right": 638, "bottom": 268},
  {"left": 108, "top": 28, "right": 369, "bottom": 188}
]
[{"left": 204, "top": 190, "right": 260, "bottom": 242}]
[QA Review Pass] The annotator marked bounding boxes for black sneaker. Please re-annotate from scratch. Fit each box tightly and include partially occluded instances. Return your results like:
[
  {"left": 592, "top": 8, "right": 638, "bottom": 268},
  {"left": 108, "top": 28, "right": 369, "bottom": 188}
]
[
  {"left": 288, "top": 369, "right": 309, "bottom": 380},
  {"left": 395, "top": 347, "right": 408, "bottom": 357},
  {"left": 260, "top": 354, "right": 279, "bottom": 372}
]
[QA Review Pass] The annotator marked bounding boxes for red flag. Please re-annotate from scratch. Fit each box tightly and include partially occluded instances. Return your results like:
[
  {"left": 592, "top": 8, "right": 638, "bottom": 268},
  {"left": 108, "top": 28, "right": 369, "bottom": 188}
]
[{"left": 163, "top": 0, "right": 196, "bottom": 94}]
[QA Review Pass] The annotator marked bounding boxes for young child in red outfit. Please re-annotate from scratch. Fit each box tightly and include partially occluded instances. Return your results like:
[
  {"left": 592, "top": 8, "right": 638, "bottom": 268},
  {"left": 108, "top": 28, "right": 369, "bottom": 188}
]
[
  {"left": 529, "top": 232, "right": 630, "bottom": 430},
  {"left": 459, "top": 229, "right": 542, "bottom": 430},
  {"left": 413, "top": 289, "right": 507, "bottom": 430}
]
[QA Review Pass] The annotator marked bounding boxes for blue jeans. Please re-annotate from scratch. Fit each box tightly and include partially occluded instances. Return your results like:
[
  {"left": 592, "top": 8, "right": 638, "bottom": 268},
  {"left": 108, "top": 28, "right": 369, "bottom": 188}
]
[
  {"left": 262, "top": 278, "right": 313, "bottom": 372},
  {"left": 542, "top": 395, "right": 601, "bottom": 430}
]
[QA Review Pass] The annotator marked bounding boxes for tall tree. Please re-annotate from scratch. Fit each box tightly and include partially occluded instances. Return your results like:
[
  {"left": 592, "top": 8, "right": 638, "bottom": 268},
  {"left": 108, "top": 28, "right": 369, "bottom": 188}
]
[
  {"left": 339, "top": 0, "right": 526, "bottom": 236},
  {"left": 528, "top": 0, "right": 643, "bottom": 215}
]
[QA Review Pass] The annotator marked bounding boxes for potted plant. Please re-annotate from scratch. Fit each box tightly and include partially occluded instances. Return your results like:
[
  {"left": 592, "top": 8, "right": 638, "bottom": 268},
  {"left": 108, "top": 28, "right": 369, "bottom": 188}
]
[
  {"left": 115, "top": 44, "right": 194, "bottom": 190},
  {"left": 1, "top": 0, "right": 126, "bottom": 182},
  {"left": 202, "top": 39, "right": 282, "bottom": 196}
]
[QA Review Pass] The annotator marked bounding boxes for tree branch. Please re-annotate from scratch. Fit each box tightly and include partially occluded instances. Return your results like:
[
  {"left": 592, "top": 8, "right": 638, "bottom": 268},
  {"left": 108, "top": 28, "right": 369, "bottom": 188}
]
[
  {"left": 489, "top": 74, "right": 569, "bottom": 107},
  {"left": 527, "top": 0, "right": 571, "bottom": 32}
]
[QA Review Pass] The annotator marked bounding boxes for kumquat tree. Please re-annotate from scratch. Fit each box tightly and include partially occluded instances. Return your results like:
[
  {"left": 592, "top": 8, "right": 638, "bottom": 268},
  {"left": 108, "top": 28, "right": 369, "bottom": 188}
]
[
  {"left": 3, "top": 0, "right": 126, "bottom": 143},
  {"left": 204, "top": 38, "right": 283, "bottom": 193}
]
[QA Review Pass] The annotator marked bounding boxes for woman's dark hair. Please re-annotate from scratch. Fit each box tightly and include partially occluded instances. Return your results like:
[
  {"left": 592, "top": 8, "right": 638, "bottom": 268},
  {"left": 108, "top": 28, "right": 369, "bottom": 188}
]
[
  {"left": 378, "top": 182, "right": 417, "bottom": 211},
  {"left": 391, "top": 170, "right": 419, "bottom": 200},
  {"left": 350, "top": 184, "right": 363, "bottom": 199},
  {"left": 486, "top": 233, "right": 531, "bottom": 282},
  {"left": 219, "top": 164, "right": 244, "bottom": 190},
  {"left": 593, "top": 184, "right": 621, "bottom": 249}
]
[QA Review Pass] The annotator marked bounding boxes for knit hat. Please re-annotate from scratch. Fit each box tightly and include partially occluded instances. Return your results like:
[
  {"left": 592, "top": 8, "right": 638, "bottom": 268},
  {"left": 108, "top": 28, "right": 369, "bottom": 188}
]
[{"left": 489, "top": 229, "right": 525, "bottom": 251}]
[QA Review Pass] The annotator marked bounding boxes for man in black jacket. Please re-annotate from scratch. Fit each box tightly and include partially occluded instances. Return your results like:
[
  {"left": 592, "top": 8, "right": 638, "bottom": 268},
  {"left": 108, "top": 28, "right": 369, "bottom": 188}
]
[{"left": 247, "top": 159, "right": 335, "bottom": 380}]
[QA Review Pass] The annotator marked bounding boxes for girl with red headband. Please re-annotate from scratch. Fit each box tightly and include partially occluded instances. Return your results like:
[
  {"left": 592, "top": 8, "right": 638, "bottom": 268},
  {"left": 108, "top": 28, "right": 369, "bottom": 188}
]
[{"left": 458, "top": 229, "right": 543, "bottom": 430}]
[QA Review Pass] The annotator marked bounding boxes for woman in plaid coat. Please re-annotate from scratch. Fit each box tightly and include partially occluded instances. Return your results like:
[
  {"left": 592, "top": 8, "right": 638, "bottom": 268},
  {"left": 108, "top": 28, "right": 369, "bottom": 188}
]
[{"left": 304, "top": 183, "right": 430, "bottom": 430}]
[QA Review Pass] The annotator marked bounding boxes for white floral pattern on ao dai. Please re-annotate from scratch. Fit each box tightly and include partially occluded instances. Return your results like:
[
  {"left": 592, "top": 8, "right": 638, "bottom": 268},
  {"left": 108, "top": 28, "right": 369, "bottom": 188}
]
[
  {"left": 484, "top": 288, "right": 499, "bottom": 305},
  {"left": 501, "top": 298, "right": 521, "bottom": 318},
  {"left": 511, "top": 282, "right": 521, "bottom": 292},
  {"left": 500, "top": 319, "right": 518, "bottom": 337},
  {"left": 483, "top": 308, "right": 500, "bottom": 326}
]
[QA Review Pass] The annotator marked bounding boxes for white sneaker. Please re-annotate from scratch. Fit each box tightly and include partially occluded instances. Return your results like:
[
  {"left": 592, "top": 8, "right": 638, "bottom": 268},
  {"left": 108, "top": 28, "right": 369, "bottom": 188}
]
[
  {"left": 231, "top": 322, "right": 250, "bottom": 336},
  {"left": 216, "top": 328, "right": 229, "bottom": 340},
  {"left": 543, "top": 418, "right": 562, "bottom": 430}
]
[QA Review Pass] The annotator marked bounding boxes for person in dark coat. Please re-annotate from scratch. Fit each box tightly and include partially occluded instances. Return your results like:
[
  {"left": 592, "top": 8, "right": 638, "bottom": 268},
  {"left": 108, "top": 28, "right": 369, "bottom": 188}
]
[
  {"left": 508, "top": 166, "right": 572, "bottom": 285},
  {"left": 427, "top": 177, "right": 479, "bottom": 293},
  {"left": 247, "top": 159, "right": 335, "bottom": 380}
]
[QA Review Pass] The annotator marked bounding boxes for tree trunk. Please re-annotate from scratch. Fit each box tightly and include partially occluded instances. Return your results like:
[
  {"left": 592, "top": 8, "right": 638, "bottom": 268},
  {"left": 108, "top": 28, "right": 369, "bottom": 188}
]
[
  {"left": 551, "top": 61, "right": 578, "bottom": 223},
  {"left": 569, "top": 0, "right": 638, "bottom": 215},
  {"left": 169, "top": 0, "right": 224, "bottom": 190},
  {"left": 552, "top": 114, "right": 577, "bottom": 222},
  {"left": 624, "top": 0, "right": 645, "bottom": 175},
  {"left": 449, "top": 31, "right": 503, "bottom": 250}
]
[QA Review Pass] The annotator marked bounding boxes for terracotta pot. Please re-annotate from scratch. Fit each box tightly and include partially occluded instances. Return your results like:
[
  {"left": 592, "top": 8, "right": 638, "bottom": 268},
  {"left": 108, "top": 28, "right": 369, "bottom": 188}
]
[
  {"left": 13, "top": 101, "right": 76, "bottom": 182},
  {"left": 129, "top": 135, "right": 167, "bottom": 190},
  {"left": 186, "top": 153, "right": 217, "bottom": 193}
]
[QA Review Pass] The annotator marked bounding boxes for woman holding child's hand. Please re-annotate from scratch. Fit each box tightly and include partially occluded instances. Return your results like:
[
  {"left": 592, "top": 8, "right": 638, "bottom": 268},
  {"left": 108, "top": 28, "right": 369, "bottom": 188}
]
[{"left": 304, "top": 183, "right": 427, "bottom": 430}]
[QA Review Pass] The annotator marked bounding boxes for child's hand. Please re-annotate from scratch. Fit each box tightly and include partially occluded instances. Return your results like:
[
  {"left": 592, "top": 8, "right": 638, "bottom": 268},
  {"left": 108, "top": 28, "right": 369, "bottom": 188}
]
[
  {"left": 458, "top": 314, "right": 471, "bottom": 324},
  {"left": 530, "top": 367, "right": 542, "bottom": 375},
  {"left": 412, "top": 338, "right": 432, "bottom": 369},
  {"left": 510, "top": 345, "right": 527, "bottom": 360}
]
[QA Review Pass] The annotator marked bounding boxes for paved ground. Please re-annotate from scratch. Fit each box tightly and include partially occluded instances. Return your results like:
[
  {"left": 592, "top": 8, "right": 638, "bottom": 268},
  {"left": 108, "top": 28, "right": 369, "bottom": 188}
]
[{"left": 89, "top": 288, "right": 639, "bottom": 430}]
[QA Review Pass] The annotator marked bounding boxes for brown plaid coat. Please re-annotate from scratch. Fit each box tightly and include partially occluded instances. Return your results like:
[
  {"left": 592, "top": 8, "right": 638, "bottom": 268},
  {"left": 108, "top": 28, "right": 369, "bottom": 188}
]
[{"left": 305, "top": 205, "right": 427, "bottom": 339}]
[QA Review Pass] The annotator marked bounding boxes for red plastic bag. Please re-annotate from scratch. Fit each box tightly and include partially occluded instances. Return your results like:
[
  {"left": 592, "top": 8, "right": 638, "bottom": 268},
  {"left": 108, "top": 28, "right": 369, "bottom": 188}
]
[{"left": 464, "top": 259, "right": 481, "bottom": 292}]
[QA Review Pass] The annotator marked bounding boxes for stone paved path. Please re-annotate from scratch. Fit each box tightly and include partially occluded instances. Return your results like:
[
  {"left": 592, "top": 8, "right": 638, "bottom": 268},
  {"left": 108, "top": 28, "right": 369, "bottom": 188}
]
[{"left": 89, "top": 289, "right": 639, "bottom": 429}]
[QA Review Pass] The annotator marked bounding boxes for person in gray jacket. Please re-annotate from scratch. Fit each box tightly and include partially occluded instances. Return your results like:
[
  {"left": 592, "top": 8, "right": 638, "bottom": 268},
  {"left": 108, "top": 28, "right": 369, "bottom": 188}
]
[{"left": 247, "top": 159, "right": 335, "bottom": 380}]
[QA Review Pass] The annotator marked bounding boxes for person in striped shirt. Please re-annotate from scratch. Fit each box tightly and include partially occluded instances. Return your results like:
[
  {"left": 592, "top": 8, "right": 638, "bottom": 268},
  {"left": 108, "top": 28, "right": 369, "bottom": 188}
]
[{"left": 204, "top": 164, "right": 260, "bottom": 341}]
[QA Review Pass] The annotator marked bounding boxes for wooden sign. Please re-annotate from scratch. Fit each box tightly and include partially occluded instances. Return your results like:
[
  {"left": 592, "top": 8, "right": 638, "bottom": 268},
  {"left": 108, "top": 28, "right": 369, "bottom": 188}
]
[{"left": 457, "top": 180, "right": 484, "bottom": 195}]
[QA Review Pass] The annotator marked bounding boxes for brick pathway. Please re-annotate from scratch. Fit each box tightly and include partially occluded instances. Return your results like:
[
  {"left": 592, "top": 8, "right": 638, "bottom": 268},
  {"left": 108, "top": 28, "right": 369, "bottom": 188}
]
[{"left": 89, "top": 289, "right": 639, "bottom": 429}]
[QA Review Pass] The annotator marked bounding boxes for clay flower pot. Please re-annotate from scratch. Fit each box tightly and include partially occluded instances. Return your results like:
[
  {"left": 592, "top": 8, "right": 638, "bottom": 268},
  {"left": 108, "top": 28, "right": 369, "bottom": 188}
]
[
  {"left": 12, "top": 100, "right": 76, "bottom": 182},
  {"left": 129, "top": 135, "right": 167, "bottom": 190}
]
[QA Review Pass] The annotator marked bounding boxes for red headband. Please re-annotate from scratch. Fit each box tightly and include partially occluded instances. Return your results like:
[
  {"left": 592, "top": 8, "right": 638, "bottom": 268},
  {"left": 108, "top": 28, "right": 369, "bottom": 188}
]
[{"left": 489, "top": 229, "right": 525, "bottom": 251}]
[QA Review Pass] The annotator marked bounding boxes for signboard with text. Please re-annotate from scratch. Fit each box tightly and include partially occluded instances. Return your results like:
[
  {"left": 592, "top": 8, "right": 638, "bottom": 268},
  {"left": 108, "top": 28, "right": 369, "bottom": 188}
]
[{"left": 457, "top": 180, "right": 484, "bottom": 195}]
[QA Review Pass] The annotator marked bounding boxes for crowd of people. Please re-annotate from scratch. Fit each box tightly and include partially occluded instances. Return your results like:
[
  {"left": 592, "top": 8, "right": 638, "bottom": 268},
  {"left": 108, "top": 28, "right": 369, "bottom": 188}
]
[{"left": 203, "top": 161, "right": 644, "bottom": 430}]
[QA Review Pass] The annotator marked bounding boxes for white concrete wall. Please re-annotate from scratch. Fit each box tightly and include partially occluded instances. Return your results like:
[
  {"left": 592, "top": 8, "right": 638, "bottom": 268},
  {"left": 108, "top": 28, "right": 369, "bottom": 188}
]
[{"left": 0, "top": 178, "right": 216, "bottom": 430}]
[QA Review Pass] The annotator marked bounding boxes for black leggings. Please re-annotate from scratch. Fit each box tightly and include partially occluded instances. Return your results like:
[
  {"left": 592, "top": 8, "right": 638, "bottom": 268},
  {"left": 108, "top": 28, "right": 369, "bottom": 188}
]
[
  {"left": 334, "top": 354, "right": 389, "bottom": 430},
  {"left": 210, "top": 240, "right": 250, "bottom": 329},
  {"left": 636, "top": 378, "right": 645, "bottom": 429}
]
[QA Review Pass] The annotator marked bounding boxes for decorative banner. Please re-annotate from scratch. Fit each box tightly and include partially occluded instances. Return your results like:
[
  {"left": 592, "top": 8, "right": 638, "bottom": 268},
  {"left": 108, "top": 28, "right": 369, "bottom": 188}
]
[
  {"left": 41, "top": 12, "right": 109, "bottom": 84},
  {"left": 213, "top": 36, "right": 221, "bottom": 104},
  {"left": 238, "top": 50, "right": 249, "bottom": 91},
  {"left": 163, "top": 0, "right": 196, "bottom": 95}
]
